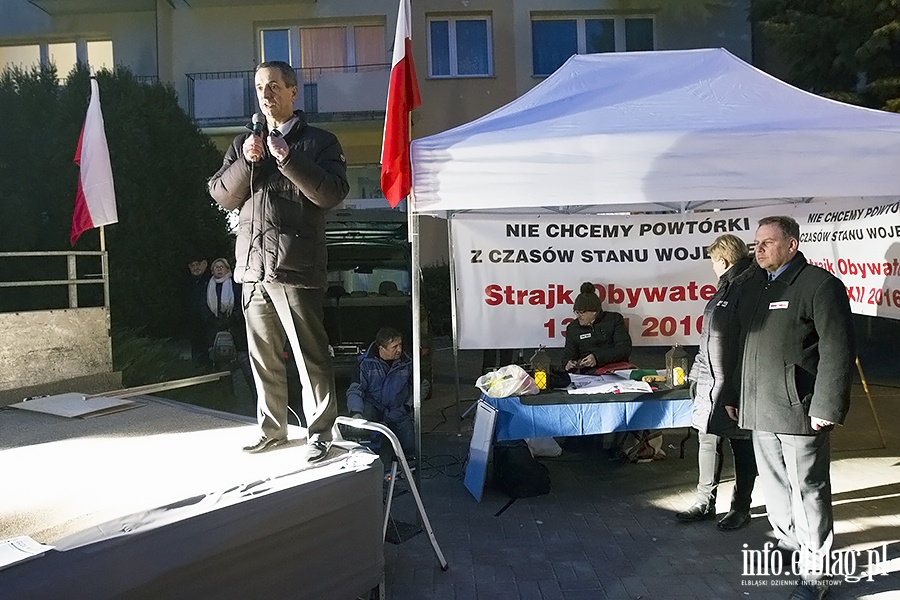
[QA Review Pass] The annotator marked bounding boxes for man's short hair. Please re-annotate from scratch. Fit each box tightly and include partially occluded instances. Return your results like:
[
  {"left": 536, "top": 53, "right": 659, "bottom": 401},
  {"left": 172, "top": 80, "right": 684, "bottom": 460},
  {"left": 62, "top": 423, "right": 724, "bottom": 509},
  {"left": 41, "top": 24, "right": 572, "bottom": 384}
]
[
  {"left": 256, "top": 61, "right": 297, "bottom": 89},
  {"left": 375, "top": 326, "right": 403, "bottom": 348},
  {"left": 758, "top": 215, "right": 800, "bottom": 241},
  {"left": 707, "top": 234, "right": 749, "bottom": 264}
]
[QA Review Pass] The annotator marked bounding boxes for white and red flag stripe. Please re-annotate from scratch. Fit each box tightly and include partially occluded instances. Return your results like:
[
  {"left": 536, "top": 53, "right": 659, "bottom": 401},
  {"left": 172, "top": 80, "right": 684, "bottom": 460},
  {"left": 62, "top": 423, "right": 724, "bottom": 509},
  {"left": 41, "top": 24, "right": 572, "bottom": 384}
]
[
  {"left": 71, "top": 78, "right": 117, "bottom": 246},
  {"left": 380, "top": 0, "right": 421, "bottom": 208}
]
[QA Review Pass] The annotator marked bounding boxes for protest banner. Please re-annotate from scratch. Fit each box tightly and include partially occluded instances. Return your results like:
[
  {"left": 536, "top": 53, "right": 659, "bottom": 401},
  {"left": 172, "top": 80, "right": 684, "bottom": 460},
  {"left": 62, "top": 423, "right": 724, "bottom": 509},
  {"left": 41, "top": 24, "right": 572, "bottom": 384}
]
[{"left": 451, "top": 197, "right": 899, "bottom": 349}]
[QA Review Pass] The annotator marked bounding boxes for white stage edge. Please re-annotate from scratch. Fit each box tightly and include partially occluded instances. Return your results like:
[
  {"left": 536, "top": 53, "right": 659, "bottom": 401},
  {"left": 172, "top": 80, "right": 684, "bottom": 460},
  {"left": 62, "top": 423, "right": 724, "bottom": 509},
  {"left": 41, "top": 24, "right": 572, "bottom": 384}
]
[{"left": 0, "top": 396, "right": 384, "bottom": 599}]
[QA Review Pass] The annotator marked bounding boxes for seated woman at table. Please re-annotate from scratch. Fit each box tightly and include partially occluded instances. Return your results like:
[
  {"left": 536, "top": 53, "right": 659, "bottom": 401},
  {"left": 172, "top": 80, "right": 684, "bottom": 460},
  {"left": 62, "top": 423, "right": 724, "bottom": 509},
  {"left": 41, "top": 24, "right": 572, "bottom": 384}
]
[{"left": 563, "top": 282, "right": 632, "bottom": 373}]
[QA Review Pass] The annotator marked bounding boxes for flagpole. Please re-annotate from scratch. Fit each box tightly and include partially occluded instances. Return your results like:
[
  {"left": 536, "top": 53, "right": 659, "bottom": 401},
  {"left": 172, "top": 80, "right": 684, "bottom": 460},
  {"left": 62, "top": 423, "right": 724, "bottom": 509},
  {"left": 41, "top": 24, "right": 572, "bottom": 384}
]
[
  {"left": 100, "top": 225, "right": 111, "bottom": 327},
  {"left": 383, "top": 0, "right": 422, "bottom": 480}
]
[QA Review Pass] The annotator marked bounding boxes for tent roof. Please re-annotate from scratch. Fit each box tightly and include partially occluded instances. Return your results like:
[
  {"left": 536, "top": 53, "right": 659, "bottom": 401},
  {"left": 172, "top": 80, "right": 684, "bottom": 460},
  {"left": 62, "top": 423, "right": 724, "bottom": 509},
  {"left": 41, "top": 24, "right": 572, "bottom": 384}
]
[{"left": 409, "top": 48, "right": 900, "bottom": 214}]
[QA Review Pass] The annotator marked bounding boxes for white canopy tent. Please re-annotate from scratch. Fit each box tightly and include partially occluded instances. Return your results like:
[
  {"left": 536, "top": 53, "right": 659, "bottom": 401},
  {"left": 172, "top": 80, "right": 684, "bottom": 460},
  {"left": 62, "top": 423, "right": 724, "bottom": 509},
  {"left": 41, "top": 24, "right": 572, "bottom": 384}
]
[
  {"left": 402, "top": 47, "right": 900, "bottom": 444},
  {"left": 409, "top": 48, "right": 900, "bottom": 215}
]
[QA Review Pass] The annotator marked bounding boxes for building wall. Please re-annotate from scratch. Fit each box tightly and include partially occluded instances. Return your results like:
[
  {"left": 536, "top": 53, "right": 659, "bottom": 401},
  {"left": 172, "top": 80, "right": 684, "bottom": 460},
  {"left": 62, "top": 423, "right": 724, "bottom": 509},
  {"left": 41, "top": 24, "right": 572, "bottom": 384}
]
[
  {"left": 0, "top": 307, "right": 113, "bottom": 392},
  {"left": 0, "top": 0, "right": 752, "bottom": 267}
]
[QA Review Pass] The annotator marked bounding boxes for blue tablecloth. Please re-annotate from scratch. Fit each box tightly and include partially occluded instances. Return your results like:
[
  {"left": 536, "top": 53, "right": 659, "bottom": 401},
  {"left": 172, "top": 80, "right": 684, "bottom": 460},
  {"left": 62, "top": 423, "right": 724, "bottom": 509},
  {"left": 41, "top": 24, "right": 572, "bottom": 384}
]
[{"left": 480, "top": 389, "right": 693, "bottom": 441}]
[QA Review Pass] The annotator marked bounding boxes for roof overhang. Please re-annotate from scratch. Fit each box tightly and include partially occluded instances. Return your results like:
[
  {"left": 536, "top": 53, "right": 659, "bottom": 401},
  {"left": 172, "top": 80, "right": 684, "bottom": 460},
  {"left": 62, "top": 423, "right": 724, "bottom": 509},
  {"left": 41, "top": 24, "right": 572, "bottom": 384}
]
[
  {"left": 29, "top": 0, "right": 157, "bottom": 15},
  {"left": 29, "top": 0, "right": 314, "bottom": 15}
]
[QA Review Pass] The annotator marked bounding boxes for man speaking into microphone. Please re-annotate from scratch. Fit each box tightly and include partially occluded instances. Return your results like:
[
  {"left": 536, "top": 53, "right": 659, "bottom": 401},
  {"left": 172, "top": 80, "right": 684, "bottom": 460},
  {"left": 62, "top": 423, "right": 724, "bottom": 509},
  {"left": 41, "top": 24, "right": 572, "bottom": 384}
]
[{"left": 209, "top": 60, "right": 349, "bottom": 461}]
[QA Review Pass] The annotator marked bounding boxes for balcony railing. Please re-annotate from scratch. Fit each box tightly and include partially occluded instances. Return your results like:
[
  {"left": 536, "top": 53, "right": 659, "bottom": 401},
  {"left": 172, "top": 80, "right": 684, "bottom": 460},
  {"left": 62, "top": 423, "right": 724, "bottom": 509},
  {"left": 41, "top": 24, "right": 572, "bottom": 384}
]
[{"left": 186, "top": 64, "right": 389, "bottom": 128}]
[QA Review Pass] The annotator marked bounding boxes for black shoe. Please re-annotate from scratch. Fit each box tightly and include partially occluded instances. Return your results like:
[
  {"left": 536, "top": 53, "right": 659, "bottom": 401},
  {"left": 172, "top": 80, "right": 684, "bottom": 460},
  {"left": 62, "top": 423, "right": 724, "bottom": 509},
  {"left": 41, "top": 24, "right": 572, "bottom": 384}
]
[
  {"left": 717, "top": 510, "right": 751, "bottom": 531},
  {"left": 675, "top": 503, "right": 715, "bottom": 522},
  {"left": 788, "top": 579, "right": 832, "bottom": 600},
  {"left": 243, "top": 436, "right": 287, "bottom": 454},
  {"left": 304, "top": 440, "right": 331, "bottom": 463}
]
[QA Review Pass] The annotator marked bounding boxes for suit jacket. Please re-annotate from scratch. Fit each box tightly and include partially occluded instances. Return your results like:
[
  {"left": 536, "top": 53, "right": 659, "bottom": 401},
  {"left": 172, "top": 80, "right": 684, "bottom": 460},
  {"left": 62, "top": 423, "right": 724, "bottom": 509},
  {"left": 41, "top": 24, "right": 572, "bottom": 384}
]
[{"left": 736, "top": 252, "right": 855, "bottom": 434}]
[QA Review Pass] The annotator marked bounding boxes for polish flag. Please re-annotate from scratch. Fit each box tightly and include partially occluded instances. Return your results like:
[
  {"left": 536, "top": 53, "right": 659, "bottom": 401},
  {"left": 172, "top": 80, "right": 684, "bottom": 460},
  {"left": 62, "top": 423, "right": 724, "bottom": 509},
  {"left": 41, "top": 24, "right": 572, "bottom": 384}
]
[
  {"left": 380, "top": 0, "right": 421, "bottom": 208},
  {"left": 71, "top": 78, "right": 117, "bottom": 246}
]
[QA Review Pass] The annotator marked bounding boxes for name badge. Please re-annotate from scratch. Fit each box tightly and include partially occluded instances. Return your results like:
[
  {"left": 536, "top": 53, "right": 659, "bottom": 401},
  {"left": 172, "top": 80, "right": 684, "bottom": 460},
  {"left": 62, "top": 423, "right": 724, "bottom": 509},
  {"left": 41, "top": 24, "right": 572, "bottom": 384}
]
[
  {"left": 716, "top": 300, "right": 729, "bottom": 307},
  {"left": 769, "top": 301, "right": 789, "bottom": 310},
  {"left": 580, "top": 332, "right": 592, "bottom": 340}
]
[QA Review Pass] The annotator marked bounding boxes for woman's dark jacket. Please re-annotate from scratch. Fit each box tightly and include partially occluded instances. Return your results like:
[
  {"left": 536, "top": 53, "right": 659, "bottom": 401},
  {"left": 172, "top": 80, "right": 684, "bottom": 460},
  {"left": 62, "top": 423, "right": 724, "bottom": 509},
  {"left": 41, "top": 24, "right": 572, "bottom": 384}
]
[
  {"left": 207, "top": 111, "right": 349, "bottom": 289},
  {"left": 736, "top": 252, "right": 855, "bottom": 434},
  {"left": 563, "top": 311, "right": 632, "bottom": 367},
  {"left": 689, "top": 257, "right": 756, "bottom": 437}
]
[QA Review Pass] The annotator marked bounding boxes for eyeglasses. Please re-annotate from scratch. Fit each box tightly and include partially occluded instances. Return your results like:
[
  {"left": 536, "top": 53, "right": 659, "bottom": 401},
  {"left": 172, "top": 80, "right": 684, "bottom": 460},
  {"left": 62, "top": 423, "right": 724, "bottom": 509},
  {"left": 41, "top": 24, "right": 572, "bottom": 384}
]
[{"left": 574, "top": 310, "right": 597, "bottom": 316}]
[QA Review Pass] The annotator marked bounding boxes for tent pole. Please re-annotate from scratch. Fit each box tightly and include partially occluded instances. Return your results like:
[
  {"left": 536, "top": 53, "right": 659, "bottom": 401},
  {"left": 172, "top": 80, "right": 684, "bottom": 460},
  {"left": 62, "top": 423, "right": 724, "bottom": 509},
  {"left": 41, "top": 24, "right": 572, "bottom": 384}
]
[
  {"left": 409, "top": 201, "right": 422, "bottom": 486},
  {"left": 855, "top": 357, "right": 886, "bottom": 450},
  {"left": 447, "top": 214, "right": 462, "bottom": 432}
]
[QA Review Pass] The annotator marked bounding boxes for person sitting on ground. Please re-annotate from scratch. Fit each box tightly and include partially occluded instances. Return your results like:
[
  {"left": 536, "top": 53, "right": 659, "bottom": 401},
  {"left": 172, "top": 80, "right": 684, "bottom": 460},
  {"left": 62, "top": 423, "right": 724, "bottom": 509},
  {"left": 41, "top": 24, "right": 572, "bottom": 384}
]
[
  {"left": 563, "top": 282, "right": 632, "bottom": 372},
  {"left": 346, "top": 326, "right": 428, "bottom": 464}
]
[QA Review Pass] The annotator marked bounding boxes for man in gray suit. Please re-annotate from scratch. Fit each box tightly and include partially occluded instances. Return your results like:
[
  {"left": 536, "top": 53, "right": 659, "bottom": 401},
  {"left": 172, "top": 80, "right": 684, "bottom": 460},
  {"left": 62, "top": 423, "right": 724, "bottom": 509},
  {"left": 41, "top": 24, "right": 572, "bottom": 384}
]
[{"left": 736, "top": 216, "right": 854, "bottom": 600}]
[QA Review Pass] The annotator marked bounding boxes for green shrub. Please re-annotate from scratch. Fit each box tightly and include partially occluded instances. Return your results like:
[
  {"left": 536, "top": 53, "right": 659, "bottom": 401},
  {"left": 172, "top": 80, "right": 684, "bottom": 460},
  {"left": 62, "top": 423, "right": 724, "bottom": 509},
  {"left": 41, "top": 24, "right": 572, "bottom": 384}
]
[{"left": 112, "top": 327, "right": 234, "bottom": 411}]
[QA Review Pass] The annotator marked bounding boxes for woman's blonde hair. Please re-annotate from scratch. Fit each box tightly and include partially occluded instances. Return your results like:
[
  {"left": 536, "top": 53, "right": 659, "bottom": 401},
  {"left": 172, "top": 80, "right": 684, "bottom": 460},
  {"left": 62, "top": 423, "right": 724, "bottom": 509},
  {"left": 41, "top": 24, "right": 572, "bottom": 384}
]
[
  {"left": 210, "top": 257, "right": 231, "bottom": 271},
  {"left": 707, "top": 234, "right": 749, "bottom": 264}
]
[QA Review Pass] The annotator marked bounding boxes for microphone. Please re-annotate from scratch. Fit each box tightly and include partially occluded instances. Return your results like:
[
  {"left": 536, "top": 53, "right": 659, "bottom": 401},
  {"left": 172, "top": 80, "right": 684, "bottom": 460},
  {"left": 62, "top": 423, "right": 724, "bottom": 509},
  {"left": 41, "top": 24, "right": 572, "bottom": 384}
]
[
  {"left": 249, "top": 113, "right": 265, "bottom": 163},
  {"left": 251, "top": 113, "right": 264, "bottom": 136}
]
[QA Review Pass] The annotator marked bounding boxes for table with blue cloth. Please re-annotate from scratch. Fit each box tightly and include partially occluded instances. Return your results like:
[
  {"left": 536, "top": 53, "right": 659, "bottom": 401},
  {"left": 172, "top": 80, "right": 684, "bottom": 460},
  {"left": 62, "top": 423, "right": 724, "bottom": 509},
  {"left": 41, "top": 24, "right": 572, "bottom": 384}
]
[
  {"left": 483, "top": 387, "right": 693, "bottom": 441},
  {"left": 464, "top": 387, "right": 693, "bottom": 500}
]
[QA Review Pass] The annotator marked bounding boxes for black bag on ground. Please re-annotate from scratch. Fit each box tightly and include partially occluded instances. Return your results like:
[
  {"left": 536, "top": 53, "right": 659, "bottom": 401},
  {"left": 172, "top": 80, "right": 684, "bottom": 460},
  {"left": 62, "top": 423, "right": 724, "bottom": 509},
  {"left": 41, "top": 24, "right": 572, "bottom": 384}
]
[{"left": 492, "top": 441, "right": 551, "bottom": 499}]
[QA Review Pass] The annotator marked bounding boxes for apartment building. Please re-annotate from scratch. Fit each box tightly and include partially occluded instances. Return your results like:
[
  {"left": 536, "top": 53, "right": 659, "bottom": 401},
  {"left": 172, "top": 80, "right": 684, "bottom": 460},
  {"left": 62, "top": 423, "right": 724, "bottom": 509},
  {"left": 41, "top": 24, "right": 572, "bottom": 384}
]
[{"left": 1, "top": 0, "right": 751, "bottom": 263}]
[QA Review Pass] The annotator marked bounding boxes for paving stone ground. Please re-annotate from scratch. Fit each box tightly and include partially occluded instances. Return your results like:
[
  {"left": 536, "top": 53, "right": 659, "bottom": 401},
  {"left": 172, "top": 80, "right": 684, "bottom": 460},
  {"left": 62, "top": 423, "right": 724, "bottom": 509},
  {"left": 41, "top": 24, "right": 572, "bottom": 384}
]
[{"left": 382, "top": 339, "right": 900, "bottom": 600}]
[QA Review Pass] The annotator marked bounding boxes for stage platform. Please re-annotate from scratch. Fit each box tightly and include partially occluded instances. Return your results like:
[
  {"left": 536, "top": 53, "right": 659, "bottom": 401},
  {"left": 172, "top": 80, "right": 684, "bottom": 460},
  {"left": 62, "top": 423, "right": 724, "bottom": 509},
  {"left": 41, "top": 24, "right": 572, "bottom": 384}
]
[{"left": 0, "top": 396, "right": 384, "bottom": 600}]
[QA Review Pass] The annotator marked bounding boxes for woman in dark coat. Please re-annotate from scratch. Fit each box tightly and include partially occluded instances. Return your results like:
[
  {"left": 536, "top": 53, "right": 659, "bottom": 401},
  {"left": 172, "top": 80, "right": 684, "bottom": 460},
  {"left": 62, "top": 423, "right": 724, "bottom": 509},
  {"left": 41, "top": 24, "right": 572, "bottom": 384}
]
[{"left": 676, "top": 234, "right": 758, "bottom": 530}]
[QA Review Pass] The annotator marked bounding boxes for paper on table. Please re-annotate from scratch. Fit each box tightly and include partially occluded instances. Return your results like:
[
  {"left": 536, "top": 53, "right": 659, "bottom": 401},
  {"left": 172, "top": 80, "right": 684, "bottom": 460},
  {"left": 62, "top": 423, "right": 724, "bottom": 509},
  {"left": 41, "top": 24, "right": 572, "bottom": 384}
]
[
  {"left": 567, "top": 373, "right": 653, "bottom": 395},
  {"left": 0, "top": 536, "right": 54, "bottom": 571}
]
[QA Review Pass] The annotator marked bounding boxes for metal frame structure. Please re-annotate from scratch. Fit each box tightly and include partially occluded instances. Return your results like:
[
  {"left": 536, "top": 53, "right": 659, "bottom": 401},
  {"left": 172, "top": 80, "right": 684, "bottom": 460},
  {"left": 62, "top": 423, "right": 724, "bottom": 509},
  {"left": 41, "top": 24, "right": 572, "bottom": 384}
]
[{"left": 333, "top": 415, "right": 448, "bottom": 571}]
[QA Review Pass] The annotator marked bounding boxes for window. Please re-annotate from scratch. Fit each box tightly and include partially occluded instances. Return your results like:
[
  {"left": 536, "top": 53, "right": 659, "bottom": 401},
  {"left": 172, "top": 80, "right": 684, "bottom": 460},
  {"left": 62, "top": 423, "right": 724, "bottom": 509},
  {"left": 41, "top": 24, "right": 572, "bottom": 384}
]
[
  {"left": 261, "top": 29, "right": 291, "bottom": 64},
  {"left": 0, "top": 45, "right": 40, "bottom": 72},
  {"left": 531, "top": 15, "right": 654, "bottom": 76},
  {"left": 427, "top": 16, "right": 492, "bottom": 78},
  {"left": 1, "top": 41, "right": 113, "bottom": 83},
  {"left": 260, "top": 24, "right": 386, "bottom": 77}
]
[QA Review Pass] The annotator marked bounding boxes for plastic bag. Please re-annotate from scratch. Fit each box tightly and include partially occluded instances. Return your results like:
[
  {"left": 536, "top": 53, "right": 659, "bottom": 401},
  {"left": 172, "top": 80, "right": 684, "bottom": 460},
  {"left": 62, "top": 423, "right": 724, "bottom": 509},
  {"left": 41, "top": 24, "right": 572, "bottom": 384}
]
[{"left": 475, "top": 364, "right": 540, "bottom": 398}]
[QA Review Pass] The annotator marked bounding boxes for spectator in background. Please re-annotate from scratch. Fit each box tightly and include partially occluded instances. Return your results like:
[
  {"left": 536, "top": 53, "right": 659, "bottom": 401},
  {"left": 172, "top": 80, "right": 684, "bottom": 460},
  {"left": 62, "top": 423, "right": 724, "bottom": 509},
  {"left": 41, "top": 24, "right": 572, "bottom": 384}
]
[
  {"left": 677, "top": 234, "right": 757, "bottom": 530},
  {"left": 184, "top": 255, "right": 210, "bottom": 365},
  {"left": 204, "top": 258, "right": 255, "bottom": 404},
  {"left": 347, "top": 326, "right": 429, "bottom": 464}
]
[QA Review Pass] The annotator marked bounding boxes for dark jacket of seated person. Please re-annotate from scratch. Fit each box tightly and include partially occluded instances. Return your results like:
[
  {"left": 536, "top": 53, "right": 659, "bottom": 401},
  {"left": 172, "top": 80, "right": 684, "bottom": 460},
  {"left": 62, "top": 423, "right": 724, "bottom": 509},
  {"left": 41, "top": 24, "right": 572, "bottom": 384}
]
[
  {"left": 346, "top": 327, "right": 429, "bottom": 455},
  {"left": 563, "top": 282, "right": 632, "bottom": 372}
]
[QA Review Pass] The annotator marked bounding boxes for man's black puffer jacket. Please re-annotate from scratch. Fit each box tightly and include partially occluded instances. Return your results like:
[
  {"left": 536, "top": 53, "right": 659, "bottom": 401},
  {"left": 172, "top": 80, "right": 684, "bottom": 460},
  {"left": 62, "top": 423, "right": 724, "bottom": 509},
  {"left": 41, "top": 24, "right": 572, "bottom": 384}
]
[{"left": 208, "top": 111, "right": 349, "bottom": 289}]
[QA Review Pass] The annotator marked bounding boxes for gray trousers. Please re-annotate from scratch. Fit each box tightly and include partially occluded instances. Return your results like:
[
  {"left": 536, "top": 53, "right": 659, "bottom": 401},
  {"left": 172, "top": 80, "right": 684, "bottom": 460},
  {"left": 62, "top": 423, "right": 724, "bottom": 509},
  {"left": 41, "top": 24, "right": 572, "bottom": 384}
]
[
  {"left": 753, "top": 430, "right": 833, "bottom": 577},
  {"left": 243, "top": 283, "right": 336, "bottom": 442},
  {"left": 695, "top": 432, "right": 757, "bottom": 511}
]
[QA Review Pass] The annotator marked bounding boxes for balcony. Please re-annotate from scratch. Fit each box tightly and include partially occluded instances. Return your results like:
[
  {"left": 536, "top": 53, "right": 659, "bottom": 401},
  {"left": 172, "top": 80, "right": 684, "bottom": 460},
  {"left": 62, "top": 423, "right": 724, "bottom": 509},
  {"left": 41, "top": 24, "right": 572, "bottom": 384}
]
[{"left": 186, "top": 64, "right": 389, "bottom": 128}]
